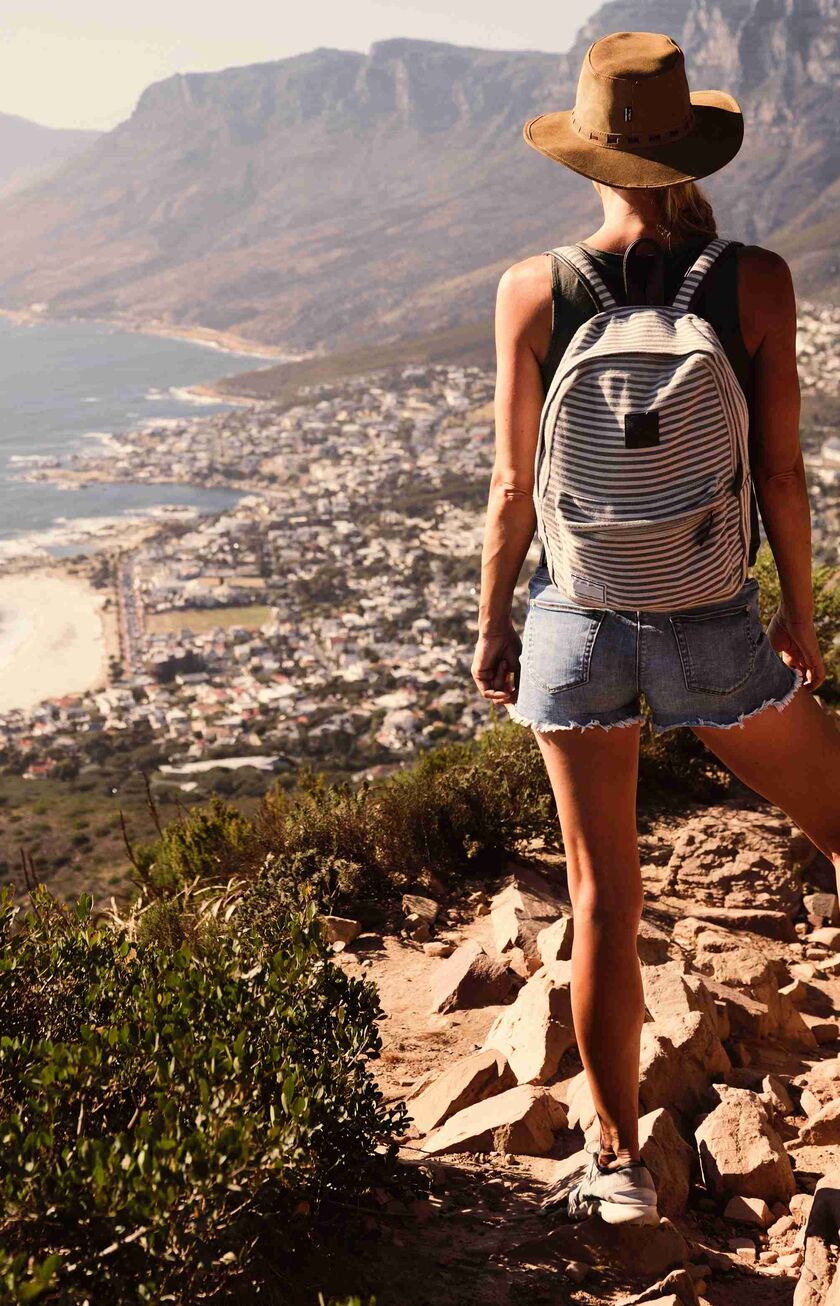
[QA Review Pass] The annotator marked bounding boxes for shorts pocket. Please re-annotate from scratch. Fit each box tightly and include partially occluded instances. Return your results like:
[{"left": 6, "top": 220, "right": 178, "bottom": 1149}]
[
  {"left": 525, "top": 601, "right": 605, "bottom": 694},
  {"left": 669, "top": 604, "right": 757, "bottom": 695}
]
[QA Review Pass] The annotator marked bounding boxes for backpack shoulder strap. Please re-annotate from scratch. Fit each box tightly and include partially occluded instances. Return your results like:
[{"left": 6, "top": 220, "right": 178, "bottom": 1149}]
[
  {"left": 670, "top": 237, "right": 739, "bottom": 313},
  {"left": 545, "top": 244, "right": 619, "bottom": 314}
]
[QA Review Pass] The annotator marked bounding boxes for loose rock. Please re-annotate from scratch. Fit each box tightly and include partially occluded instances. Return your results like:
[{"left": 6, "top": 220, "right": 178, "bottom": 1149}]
[
  {"left": 490, "top": 869, "right": 564, "bottom": 968},
  {"left": 797, "top": 1099, "right": 840, "bottom": 1146},
  {"left": 535, "top": 914, "right": 574, "bottom": 966},
  {"left": 695, "top": 1089, "right": 796, "bottom": 1204},
  {"left": 419, "top": 1084, "right": 567, "bottom": 1156},
  {"left": 723, "top": 1195, "right": 772, "bottom": 1227},
  {"left": 428, "top": 939, "right": 514, "bottom": 1014},
  {"left": 639, "top": 1108, "right": 696, "bottom": 1218},
  {"left": 483, "top": 961, "right": 575, "bottom": 1083},
  {"left": 663, "top": 811, "right": 802, "bottom": 915},
  {"left": 405, "top": 1048, "right": 516, "bottom": 1134},
  {"left": 402, "top": 894, "right": 440, "bottom": 924}
]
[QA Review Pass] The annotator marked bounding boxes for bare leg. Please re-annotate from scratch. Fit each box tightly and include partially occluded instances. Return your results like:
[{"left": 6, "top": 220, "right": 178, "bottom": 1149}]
[
  {"left": 691, "top": 688, "right": 840, "bottom": 891},
  {"left": 533, "top": 722, "right": 644, "bottom": 1163}
]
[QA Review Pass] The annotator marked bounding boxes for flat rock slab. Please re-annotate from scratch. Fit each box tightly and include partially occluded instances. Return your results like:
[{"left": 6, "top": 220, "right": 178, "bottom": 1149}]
[
  {"left": 662, "top": 809, "right": 802, "bottom": 916},
  {"left": 683, "top": 907, "right": 798, "bottom": 942},
  {"left": 420, "top": 1083, "right": 567, "bottom": 1157},
  {"left": 404, "top": 1048, "right": 516, "bottom": 1134},
  {"left": 428, "top": 938, "right": 514, "bottom": 1014}
]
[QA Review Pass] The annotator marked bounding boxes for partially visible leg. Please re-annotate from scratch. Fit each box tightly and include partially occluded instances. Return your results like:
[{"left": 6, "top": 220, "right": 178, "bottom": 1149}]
[
  {"left": 691, "top": 688, "right": 840, "bottom": 893},
  {"left": 533, "top": 721, "right": 643, "bottom": 1163}
]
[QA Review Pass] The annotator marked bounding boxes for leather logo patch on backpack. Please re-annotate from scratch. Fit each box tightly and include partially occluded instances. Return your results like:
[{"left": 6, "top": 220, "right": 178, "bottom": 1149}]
[{"left": 624, "top": 411, "right": 660, "bottom": 448}]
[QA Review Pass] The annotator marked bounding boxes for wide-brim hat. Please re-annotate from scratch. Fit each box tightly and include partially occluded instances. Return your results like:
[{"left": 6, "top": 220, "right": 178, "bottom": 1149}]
[{"left": 523, "top": 31, "right": 744, "bottom": 189}]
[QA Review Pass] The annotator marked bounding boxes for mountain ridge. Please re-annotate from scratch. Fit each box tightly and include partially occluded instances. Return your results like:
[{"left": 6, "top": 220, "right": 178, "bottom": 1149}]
[{"left": 0, "top": 1, "right": 837, "bottom": 352}]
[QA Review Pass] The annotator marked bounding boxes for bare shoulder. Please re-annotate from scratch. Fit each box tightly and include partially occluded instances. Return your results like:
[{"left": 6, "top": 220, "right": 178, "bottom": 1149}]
[
  {"left": 737, "top": 244, "right": 794, "bottom": 293},
  {"left": 735, "top": 245, "right": 796, "bottom": 356},
  {"left": 495, "top": 254, "right": 553, "bottom": 354},
  {"left": 497, "top": 255, "right": 552, "bottom": 319}
]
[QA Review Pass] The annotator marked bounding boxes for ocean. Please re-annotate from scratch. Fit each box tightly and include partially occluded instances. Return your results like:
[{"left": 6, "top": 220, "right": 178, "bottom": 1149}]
[{"left": 0, "top": 316, "right": 261, "bottom": 554}]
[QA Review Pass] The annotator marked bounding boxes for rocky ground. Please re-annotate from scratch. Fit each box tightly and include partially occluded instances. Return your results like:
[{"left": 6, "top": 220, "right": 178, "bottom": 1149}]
[{"left": 324, "top": 797, "right": 840, "bottom": 1305}]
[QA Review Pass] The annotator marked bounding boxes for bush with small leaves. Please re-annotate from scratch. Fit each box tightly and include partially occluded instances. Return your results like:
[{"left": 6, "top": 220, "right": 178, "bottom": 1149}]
[{"left": 0, "top": 884, "right": 410, "bottom": 1302}]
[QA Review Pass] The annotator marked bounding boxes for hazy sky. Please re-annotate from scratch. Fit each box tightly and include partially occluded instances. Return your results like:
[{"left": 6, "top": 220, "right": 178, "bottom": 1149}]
[{"left": 0, "top": 1, "right": 603, "bottom": 132}]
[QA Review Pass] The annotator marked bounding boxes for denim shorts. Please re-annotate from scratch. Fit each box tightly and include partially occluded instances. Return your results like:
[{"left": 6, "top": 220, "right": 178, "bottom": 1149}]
[{"left": 505, "top": 566, "right": 804, "bottom": 735}]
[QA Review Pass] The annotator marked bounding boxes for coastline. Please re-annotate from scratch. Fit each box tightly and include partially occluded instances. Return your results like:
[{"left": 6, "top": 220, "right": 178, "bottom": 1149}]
[
  {"left": 0, "top": 570, "right": 113, "bottom": 713},
  {"left": 0, "top": 304, "right": 311, "bottom": 365}
]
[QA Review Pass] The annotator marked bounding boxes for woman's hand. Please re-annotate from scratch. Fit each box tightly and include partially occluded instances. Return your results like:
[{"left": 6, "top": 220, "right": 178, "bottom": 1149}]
[
  {"left": 767, "top": 608, "right": 826, "bottom": 692},
  {"left": 471, "top": 622, "right": 522, "bottom": 704}
]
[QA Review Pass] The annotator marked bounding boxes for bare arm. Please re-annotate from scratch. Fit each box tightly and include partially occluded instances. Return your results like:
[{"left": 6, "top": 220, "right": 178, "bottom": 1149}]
[
  {"left": 740, "top": 247, "right": 825, "bottom": 689},
  {"left": 472, "top": 258, "right": 548, "bottom": 704}
]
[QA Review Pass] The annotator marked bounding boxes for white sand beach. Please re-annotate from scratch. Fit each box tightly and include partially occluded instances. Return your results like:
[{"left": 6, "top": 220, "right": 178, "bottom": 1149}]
[{"left": 0, "top": 571, "right": 108, "bottom": 712}]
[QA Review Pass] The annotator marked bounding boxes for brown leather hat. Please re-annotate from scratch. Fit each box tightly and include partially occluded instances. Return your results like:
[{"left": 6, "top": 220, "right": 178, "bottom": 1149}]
[{"left": 523, "top": 31, "right": 744, "bottom": 189}]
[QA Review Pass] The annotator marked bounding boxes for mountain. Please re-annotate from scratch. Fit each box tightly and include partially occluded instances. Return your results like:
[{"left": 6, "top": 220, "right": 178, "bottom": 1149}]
[
  {"left": 0, "top": 113, "right": 98, "bottom": 199},
  {"left": 0, "top": 0, "right": 837, "bottom": 353}
]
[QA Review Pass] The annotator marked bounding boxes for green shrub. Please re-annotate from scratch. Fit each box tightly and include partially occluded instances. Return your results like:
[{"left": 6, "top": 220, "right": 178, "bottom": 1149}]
[
  {"left": 138, "top": 794, "right": 257, "bottom": 895},
  {"left": 753, "top": 544, "right": 840, "bottom": 700},
  {"left": 0, "top": 885, "right": 409, "bottom": 1302}
]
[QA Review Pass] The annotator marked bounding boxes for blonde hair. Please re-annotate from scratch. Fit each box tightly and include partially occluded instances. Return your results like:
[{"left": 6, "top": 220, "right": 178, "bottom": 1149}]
[{"left": 651, "top": 181, "right": 717, "bottom": 245}]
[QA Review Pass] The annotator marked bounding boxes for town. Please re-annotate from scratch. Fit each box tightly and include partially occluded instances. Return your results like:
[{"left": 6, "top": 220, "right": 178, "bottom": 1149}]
[{"left": 2, "top": 297, "right": 839, "bottom": 785}]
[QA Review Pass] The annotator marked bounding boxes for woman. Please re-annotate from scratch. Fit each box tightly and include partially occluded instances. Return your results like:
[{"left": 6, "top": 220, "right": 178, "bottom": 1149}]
[{"left": 472, "top": 31, "right": 840, "bottom": 1226}]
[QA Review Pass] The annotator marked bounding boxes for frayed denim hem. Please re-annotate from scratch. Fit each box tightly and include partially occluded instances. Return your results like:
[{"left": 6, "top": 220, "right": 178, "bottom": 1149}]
[
  {"left": 504, "top": 703, "right": 646, "bottom": 734},
  {"left": 650, "top": 665, "right": 805, "bottom": 736}
]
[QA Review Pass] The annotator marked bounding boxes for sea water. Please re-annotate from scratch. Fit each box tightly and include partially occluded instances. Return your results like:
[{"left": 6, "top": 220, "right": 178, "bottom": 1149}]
[{"left": 0, "top": 316, "right": 260, "bottom": 553}]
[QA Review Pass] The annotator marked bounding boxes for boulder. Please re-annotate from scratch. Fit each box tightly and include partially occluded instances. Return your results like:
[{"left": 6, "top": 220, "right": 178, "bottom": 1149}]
[
  {"left": 802, "top": 1014, "right": 840, "bottom": 1044},
  {"left": 642, "top": 963, "right": 718, "bottom": 1030},
  {"left": 810, "top": 927, "right": 840, "bottom": 950},
  {"left": 695, "top": 1089, "right": 796, "bottom": 1204},
  {"left": 483, "top": 960, "right": 575, "bottom": 1083},
  {"left": 637, "top": 918, "right": 678, "bottom": 964},
  {"left": 536, "top": 914, "right": 574, "bottom": 966},
  {"left": 724, "top": 1195, "right": 772, "bottom": 1227},
  {"left": 490, "top": 870, "right": 564, "bottom": 967},
  {"left": 319, "top": 915, "right": 361, "bottom": 945},
  {"left": 685, "top": 906, "right": 798, "bottom": 942},
  {"left": 703, "top": 978, "right": 772, "bottom": 1039},
  {"left": 568, "top": 1012, "right": 729, "bottom": 1133},
  {"left": 638, "top": 1013, "right": 730, "bottom": 1117},
  {"left": 794, "top": 1174, "right": 840, "bottom": 1306},
  {"left": 404, "top": 912, "right": 432, "bottom": 943},
  {"left": 803, "top": 892, "right": 840, "bottom": 928},
  {"left": 663, "top": 810, "right": 802, "bottom": 915},
  {"left": 639, "top": 1108, "right": 696, "bottom": 1217},
  {"left": 797, "top": 1100, "right": 840, "bottom": 1147},
  {"left": 622, "top": 1268, "right": 700, "bottom": 1306},
  {"left": 761, "top": 1074, "right": 795, "bottom": 1118},
  {"left": 402, "top": 893, "right": 439, "bottom": 923},
  {"left": 420, "top": 1083, "right": 567, "bottom": 1156},
  {"left": 792, "top": 1058, "right": 840, "bottom": 1113},
  {"left": 404, "top": 1049, "right": 516, "bottom": 1134},
  {"left": 428, "top": 939, "right": 514, "bottom": 1014}
]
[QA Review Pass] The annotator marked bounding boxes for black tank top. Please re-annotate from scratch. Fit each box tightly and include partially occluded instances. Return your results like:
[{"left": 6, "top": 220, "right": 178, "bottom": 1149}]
[{"left": 538, "top": 234, "right": 762, "bottom": 571}]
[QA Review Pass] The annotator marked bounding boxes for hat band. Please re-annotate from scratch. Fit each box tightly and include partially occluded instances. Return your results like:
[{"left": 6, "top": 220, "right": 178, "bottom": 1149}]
[{"left": 570, "top": 107, "right": 695, "bottom": 149}]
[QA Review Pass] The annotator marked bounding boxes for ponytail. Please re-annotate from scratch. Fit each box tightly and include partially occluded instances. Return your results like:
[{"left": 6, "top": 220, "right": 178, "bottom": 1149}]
[{"left": 652, "top": 180, "right": 717, "bottom": 245}]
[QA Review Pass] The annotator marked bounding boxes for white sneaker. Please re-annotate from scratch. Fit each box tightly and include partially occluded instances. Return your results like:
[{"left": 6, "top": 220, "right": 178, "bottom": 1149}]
[{"left": 541, "top": 1144, "right": 660, "bottom": 1226}]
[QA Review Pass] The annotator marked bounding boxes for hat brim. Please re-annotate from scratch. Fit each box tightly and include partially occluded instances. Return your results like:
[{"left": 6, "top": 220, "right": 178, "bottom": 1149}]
[{"left": 523, "top": 91, "right": 744, "bottom": 188}]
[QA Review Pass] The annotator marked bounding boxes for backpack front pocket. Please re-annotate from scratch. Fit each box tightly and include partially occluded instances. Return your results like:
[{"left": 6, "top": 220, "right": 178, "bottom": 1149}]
[
  {"left": 669, "top": 605, "right": 756, "bottom": 695},
  {"left": 525, "top": 604, "right": 605, "bottom": 694}
]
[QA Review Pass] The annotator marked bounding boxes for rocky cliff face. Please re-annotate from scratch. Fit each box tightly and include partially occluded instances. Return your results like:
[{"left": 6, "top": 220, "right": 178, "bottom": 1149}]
[{"left": 0, "top": 0, "right": 836, "bottom": 351}]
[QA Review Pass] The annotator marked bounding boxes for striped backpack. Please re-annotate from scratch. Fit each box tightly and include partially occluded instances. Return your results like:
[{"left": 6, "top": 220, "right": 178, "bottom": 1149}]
[{"left": 533, "top": 236, "right": 752, "bottom": 612}]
